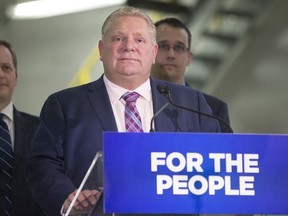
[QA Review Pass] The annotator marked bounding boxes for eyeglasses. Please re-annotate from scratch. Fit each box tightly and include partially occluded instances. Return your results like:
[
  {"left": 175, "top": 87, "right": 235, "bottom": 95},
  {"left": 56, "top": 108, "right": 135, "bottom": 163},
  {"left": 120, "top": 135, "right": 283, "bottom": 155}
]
[{"left": 157, "top": 43, "right": 189, "bottom": 54}]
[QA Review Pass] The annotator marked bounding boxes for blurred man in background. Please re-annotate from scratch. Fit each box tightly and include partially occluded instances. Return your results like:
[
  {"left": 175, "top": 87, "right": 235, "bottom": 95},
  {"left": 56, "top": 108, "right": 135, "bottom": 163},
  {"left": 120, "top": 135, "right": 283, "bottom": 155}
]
[
  {"left": 0, "top": 40, "right": 44, "bottom": 215},
  {"left": 151, "top": 17, "right": 231, "bottom": 132}
]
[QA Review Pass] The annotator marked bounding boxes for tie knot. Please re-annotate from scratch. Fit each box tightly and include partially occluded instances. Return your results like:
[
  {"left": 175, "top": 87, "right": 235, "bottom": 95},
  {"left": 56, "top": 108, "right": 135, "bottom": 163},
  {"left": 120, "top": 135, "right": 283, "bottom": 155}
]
[
  {"left": 0, "top": 113, "right": 8, "bottom": 129},
  {"left": 122, "top": 92, "right": 140, "bottom": 103},
  {"left": 0, "top": 113, "right": 6, "bottom": 123}
]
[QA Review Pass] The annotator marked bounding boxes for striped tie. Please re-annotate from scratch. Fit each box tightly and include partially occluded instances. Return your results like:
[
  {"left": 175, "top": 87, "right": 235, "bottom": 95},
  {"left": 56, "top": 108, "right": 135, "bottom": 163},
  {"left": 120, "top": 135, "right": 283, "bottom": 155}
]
[
  {"left": 0, "top": 113, "right": 13, "bottom": 215},
  {"left": 122, "top": 92, "right": 143, "bottom": 132}
]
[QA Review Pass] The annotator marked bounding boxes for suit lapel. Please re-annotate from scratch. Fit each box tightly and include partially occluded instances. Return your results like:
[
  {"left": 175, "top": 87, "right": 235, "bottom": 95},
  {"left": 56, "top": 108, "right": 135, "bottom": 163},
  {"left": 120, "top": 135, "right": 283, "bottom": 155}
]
[
  {"left": 85, "top": 77, "right": 179, "bottom": 132},
  {"left": 86, "top": 76, "right": 118, "bottom": 131},
  {"left": 13, "top": 109, "right": 29, "bottom": 168}
]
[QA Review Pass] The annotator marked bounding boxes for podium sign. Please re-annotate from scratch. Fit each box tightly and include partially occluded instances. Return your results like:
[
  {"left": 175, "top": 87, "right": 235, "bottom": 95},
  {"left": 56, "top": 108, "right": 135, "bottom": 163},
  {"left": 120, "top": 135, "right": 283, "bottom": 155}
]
[{"left": 103, "top": 132, "right": 288, "bottom": 214}]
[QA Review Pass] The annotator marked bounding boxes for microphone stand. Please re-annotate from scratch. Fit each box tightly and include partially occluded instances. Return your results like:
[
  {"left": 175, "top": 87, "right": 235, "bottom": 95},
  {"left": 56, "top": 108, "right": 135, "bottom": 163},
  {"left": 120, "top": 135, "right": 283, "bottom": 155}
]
[{"left": 157, "top": 85, "right": 234, "bottom": 133}]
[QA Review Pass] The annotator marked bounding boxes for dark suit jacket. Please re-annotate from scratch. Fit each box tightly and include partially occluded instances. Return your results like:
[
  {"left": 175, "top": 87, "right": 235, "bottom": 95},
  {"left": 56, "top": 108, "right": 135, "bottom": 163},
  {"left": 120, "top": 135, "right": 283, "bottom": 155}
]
[
  {"left": 202, "top": 93, "right": 231, "bottom": 133},
  {"left": 26, "top": 76, "right": 220, "bottom": 216},
  {"left": 10, "top": 108, "right": 44, "bottom": 215},
  {"left": 185, "top": 82, "right": 231, "bottom": 133}
]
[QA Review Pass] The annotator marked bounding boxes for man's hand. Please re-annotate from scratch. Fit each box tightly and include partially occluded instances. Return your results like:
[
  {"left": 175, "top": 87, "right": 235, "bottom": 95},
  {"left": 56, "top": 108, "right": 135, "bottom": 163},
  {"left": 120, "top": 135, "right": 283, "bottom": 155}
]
[{"left": 63, "top": 189, "right": 102, "bottom": 215}]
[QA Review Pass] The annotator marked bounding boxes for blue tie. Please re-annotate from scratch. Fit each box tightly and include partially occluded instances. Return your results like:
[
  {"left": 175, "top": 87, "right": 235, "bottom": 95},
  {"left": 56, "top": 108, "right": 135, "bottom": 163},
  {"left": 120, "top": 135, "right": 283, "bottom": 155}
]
[
  {"left": 0, "top": 113, "right": 13, "bottom": 215},
  {"left": 122, "top": 92, "right": 143, "bottom": 132}
]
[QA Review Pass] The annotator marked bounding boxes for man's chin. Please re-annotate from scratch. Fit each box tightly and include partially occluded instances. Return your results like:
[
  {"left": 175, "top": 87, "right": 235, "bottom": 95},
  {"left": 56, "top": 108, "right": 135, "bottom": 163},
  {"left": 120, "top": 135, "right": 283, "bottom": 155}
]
[
  {"left": 163, "top": 65, "right": 177, "bottom": 72},
  {"left": 163, "top": 68, "right": 178, "bottom": 76}
]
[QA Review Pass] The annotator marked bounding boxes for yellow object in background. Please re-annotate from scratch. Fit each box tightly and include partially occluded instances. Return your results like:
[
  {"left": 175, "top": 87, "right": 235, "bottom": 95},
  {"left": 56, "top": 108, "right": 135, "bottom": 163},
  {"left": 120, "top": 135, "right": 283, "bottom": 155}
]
[{"left": 68, "top": 45, "right": 100, "bottom": 87}]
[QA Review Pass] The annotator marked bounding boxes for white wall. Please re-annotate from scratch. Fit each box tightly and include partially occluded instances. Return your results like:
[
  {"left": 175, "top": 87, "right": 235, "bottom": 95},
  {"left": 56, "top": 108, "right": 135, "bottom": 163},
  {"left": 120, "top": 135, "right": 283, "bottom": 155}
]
[
  {"left": 1, "top": 6, "right": 119, "bottom": 115},
  {"left": 207, "top": 0, "right": 288, "bottom": 133}
]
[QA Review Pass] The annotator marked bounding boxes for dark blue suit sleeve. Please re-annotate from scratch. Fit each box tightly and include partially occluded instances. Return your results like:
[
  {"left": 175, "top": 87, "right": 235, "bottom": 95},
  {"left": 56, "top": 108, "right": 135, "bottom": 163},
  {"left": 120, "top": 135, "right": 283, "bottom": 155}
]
[{"left": 26, "top": 94, "right": 76, "bottom": 216}]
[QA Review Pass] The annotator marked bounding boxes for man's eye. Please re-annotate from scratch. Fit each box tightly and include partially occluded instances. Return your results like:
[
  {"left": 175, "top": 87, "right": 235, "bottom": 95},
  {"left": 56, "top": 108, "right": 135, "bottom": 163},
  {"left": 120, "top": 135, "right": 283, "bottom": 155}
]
[
  {"left": 159, "top": 44, "right": 169, "bottom": 50},
  {"left": 137, "top": 38, "right": 145, "bottom": 43},
  {"left": 112, "top": 37, "right": 123, "bottom": 42},
  {"left": 1, "top": 65, "right": 12, "bottom": 72},
  {"left": 174, "top": 45, "right": 185, "bottom": 52}
]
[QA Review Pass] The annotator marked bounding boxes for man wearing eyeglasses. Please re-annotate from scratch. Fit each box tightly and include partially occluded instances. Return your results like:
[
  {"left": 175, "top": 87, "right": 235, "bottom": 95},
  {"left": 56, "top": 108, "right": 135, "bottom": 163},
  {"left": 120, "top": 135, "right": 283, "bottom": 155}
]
[{"left": 151, "top": 17, "right": 231, "bottom": 132}]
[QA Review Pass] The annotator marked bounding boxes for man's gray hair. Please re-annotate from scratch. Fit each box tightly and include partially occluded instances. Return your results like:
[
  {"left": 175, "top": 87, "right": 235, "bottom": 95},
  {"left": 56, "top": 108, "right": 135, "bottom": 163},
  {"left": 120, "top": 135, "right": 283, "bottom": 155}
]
[{"left": 101, "top": 6, "right": 156, "bottom": 44}]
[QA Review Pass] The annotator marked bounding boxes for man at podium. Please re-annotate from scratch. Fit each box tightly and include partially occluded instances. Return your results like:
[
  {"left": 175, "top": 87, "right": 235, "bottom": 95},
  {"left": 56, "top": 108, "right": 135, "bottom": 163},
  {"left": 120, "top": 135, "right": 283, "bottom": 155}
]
[{"left": 26, "top": 6, "right": 221, "bottom": 216}]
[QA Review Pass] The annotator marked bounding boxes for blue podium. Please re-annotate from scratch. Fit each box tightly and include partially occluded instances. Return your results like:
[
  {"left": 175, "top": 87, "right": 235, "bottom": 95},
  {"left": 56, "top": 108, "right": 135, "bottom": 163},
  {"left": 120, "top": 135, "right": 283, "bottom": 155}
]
[{"left": 103, "top": 132, "right": 288, "bottom": 215}]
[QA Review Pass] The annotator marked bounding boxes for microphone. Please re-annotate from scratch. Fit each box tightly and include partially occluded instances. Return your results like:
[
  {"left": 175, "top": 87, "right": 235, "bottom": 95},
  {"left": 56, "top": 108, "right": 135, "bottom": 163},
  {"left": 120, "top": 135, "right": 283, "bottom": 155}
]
[
  {"left": 156, "top": 84, "right": 234, "bottom": 133},
  {"left": 150, "top": 101, "right": 170, "bottom": 132}
]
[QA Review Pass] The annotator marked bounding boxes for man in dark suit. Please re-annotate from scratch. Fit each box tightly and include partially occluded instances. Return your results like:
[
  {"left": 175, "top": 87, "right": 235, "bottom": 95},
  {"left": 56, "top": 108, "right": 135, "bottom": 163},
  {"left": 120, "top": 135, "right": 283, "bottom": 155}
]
[
  {"left": 151, "top": 17, "right": 231, "bottom": 132},
  {"left": 0, "top": 40, "right": 44, "bottom": 215},
  {"left": 25, "top": 6, "right": 220, "bottom": 216}
]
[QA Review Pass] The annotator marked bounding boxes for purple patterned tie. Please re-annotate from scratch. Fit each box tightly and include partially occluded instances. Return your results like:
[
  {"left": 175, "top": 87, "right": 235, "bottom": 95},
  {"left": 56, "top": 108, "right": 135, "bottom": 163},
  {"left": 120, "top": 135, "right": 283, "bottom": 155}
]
[{"left": 122, "top": 92, "right": 143, "bottom": 132}]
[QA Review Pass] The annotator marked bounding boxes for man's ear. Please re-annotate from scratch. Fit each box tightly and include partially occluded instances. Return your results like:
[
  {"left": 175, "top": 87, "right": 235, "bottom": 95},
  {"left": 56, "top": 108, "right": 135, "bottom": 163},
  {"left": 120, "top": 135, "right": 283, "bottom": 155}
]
[
  {"left": 186, "top": 51, "right": 193, "bottom": 66},
  {"left": 152, "top": 43, "right": 158, "bottom": 64},
  {"left": 15, "top": 71, "right": 18, "bottom": 87},
  {"left": 98, "top": 40, "right": 104, "bottom": 61}
]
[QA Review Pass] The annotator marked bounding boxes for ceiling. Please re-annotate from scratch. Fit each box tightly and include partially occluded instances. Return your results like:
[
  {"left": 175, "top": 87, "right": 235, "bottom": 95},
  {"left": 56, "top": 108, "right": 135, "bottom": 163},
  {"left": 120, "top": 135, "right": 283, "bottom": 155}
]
[{"left": 1, "top": 0, "right": 288, "bottom": 134}]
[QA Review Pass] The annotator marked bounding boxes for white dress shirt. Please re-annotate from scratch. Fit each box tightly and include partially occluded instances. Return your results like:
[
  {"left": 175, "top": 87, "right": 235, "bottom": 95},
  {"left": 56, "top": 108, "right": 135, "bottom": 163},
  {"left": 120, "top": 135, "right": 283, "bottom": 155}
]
[{"left": 103, "top": 75, "right": 154, "bottom": 132}]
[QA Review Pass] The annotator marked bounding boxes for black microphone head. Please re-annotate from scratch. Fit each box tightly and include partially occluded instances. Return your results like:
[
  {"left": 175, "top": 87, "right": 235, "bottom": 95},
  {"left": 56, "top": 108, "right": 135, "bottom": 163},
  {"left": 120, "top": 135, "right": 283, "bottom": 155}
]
[
  {"left": 157, "top": 84, "right": 171, "bottom": 95},
  {"left": 157, "top": 84, "right": 166, "bottom": 94}
]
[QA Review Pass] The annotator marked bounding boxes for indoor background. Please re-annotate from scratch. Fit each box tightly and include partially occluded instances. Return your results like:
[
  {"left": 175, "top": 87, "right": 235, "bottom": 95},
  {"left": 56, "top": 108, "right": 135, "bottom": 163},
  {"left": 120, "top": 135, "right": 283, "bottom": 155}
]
[{"left": 0, "top": 0, "right": 288, "bottom": 134}]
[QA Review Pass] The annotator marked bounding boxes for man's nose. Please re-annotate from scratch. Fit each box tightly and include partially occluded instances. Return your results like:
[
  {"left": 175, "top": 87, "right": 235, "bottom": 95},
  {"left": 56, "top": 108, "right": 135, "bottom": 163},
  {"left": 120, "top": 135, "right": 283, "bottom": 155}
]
[
  {"left": 167, "top": 47, "right": 176, "bottom": 58},
  {"left": 124, "top": 39, "right": 136, "bottom": 52}
]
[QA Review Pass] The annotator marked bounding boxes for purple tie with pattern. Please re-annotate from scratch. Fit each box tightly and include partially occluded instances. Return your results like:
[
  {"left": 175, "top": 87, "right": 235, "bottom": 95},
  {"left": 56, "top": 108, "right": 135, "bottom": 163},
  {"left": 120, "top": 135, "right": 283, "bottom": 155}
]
[{"left": 122, "top": 92, "right": 143, "bottom": 132}]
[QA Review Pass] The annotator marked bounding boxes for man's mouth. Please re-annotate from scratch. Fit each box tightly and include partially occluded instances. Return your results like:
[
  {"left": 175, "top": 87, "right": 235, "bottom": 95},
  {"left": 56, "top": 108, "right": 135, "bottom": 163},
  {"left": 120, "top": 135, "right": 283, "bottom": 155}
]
[
  {"left": 120, "top": 57, "right": 138, "bottom": 61},
  {"left": 163, "top": 64, "right": 177, "bottom": 68}
]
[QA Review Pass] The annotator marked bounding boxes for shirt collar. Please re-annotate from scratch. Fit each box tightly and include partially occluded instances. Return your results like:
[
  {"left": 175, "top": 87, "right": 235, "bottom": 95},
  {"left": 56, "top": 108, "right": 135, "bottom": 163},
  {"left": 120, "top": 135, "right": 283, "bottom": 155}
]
[
  {"left": 0, "top": 101, "right": 14, "bottom": 122},
  {"left": 103, "top": 75, "right": 151, "bottom": 104}
]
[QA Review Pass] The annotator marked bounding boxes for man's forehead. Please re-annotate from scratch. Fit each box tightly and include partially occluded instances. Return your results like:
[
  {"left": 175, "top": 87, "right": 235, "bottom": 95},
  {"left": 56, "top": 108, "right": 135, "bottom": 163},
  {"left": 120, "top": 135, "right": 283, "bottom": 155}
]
[
  {"left": 156, "top": 26, "right": 188, "bottom": 43},
  {"left": 157, "top": 39, "right": 186, "bottom": 45},
  {"left": 106, "top": 21, "right": 150, "bottom": 36},
  {"left": 0, "top": 48, "right": 13, "bottom": 61}
]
